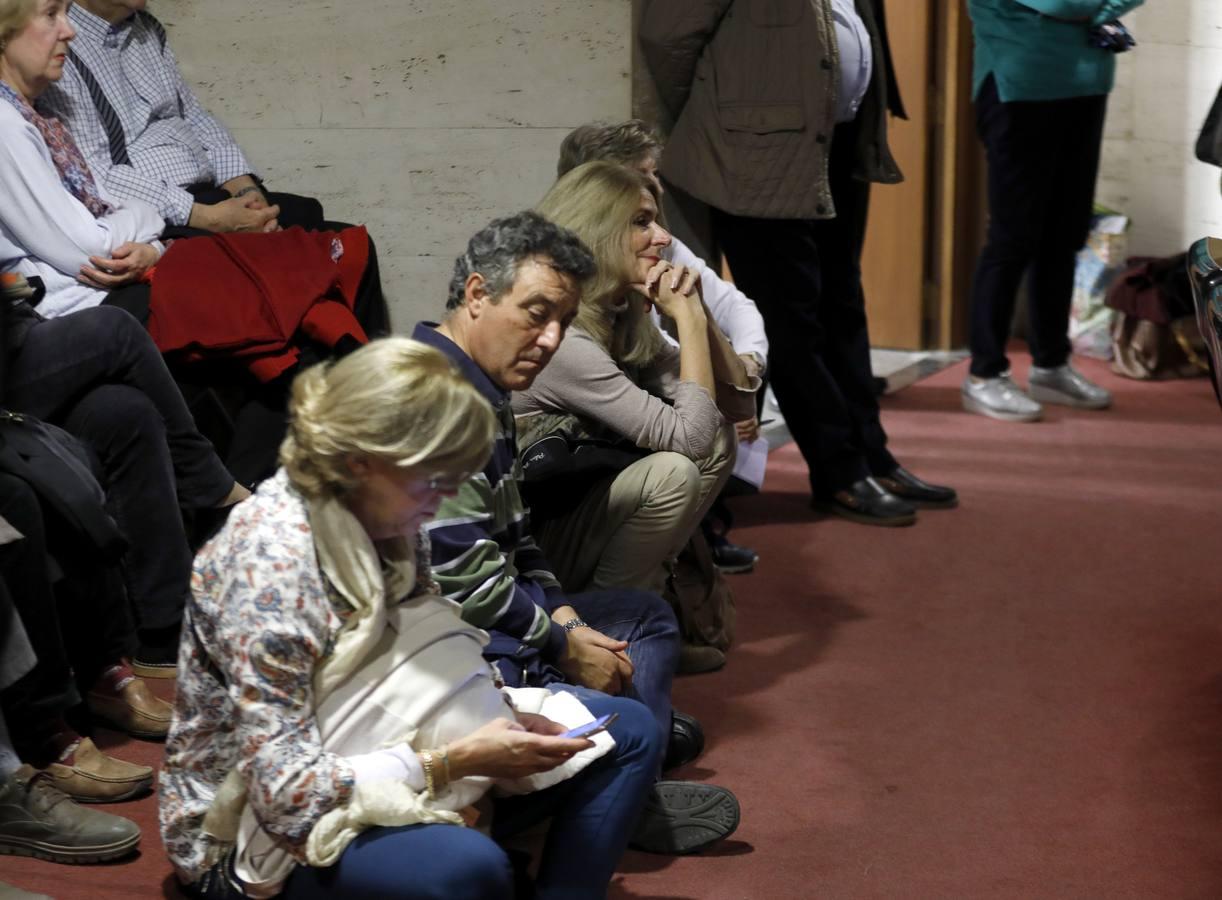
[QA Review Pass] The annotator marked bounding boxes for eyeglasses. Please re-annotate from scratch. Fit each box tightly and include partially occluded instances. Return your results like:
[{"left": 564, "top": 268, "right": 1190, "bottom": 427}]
[{"left": 420, "top": 473, "right": 470, "bottom": 494}]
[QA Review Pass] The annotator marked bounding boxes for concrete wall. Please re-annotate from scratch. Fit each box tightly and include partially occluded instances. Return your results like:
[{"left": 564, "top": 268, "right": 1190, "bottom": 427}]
[
  {"left": 158, "top": 0, "right": 631, "bottom": 329},
  {"left": 1096, "top": 3, "right": 1222, "bottom": 257}
]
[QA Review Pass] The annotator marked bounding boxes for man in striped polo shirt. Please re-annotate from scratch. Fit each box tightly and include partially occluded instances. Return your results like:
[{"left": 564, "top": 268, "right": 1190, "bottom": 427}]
[{"left": 413, "top": 211, "right": 740, "bottom": 855}]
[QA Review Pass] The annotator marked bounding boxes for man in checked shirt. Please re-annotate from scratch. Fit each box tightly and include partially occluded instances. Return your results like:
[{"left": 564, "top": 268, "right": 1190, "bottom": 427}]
[{"left": 39, "top": 0, "right": 323, "bottom": 235}]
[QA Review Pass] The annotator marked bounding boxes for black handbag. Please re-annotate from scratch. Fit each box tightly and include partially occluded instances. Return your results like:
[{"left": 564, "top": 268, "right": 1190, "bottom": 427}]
[
  {"left": 0, "top": 410, "right": 126, "bottom": 562},
  {"left": 519, "top": 432, "right": 647, "bottom": 521}
]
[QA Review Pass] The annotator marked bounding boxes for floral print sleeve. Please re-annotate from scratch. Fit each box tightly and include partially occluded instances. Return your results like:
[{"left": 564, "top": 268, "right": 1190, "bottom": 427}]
[{"left": 160, "top": 472, "right": 357, "bottom": 883}]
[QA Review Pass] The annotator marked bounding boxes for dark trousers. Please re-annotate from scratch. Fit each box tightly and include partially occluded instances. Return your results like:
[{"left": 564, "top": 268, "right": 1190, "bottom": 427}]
[
  {"left": 0, "top": 472, "right": 133, "bottom": 759},
  {"left": 5, "top": 307, "right": 234, "bottom": 631},
  {"left": 712, "top": 118, "right": 896, "bottom": 497},
  {"left": 969, "top": 75, "right": 1108, "bottom": 377}
]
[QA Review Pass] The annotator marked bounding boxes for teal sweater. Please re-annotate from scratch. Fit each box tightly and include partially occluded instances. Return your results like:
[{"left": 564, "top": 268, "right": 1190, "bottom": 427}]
[{"left": 968, "top": 0, "right": 1144, "bottom": 102}]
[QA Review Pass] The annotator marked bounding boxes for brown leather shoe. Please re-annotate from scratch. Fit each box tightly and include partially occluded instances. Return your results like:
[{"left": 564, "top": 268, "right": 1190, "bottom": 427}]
[
  {"left": 87, "top": 677, "right": 173, "bottom": 740},
  {"left": 43, "top": 738, "right": 153, "bottom": 804}
]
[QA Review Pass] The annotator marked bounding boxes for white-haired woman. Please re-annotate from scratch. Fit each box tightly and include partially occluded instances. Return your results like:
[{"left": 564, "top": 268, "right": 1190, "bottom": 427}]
[
  {"left": 1, "top": 0, "right": 249, "bottom": 677},
  {"left": 160, "top": 338, "right": 661, "bottom": 900}
]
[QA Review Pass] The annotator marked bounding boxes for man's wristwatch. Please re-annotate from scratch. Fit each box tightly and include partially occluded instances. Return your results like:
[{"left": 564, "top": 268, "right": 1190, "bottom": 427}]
[
  {"left": 562, "top": 618, "right": 588, "bottom": 632},
  {"left": 233, "top": 185, "right": 262, "bottom": 199}
]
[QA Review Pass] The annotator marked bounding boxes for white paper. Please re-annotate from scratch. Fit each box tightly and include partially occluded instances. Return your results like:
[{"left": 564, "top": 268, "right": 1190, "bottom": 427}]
[{"left": 733, "top": 436, "right": 769, "bottom": 489}]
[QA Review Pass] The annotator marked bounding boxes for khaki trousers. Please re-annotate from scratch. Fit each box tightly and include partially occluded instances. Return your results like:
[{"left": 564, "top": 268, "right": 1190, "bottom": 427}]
[{"left": 536, "top": 423, "right": 736, "bottom": 594}]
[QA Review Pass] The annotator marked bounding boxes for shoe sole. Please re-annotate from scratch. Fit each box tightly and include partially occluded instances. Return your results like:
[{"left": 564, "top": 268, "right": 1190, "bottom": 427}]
[
  {"left": 812, "top": 501, "right": 916, "bottom": 528},
  {"left": 0, "top": 831, "right": 140, "bottom": 864},
  {"left": 130, "top": 660, "right": 177, "bottom": 680},
  {"left": 630, "top": 782, "right": 740, "bottom": 855},
  {"left": 1027, "top": 383, "right": 1112, "bottom": 410},
  {"left": 892, "top": 495, "right": 959, "bottom": 510},
  {"left": 62, "top": 778, "right": 153, "bottom": 804},
  {"left": 713, "top": 560, "right": 755, "bottom": 575},
  {"left": 961, "top": 393, "right": 1042, "bottom": 422}
]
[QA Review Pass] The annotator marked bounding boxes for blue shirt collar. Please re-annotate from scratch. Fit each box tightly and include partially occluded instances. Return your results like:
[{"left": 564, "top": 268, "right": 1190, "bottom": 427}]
[{"left": 410, "top": 321, "right": 508, "bottom": 410}]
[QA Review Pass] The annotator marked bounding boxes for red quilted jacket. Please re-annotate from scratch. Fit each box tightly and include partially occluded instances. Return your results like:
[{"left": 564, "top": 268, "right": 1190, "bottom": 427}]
[{"left": 148, "top": 226, "right": 369, "bottom": 382}]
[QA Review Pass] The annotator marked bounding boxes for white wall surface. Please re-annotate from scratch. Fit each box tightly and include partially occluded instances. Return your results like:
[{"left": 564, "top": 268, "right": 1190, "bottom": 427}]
[
  {"left": 1096, "top": 2, "right": 1222, "bottom": 257},
  {"left": 158, "top": 0, "right": 631, "bottom": 329}
]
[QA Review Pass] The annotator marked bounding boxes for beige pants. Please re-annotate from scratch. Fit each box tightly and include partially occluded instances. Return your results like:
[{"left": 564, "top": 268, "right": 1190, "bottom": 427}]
[{"left": 536, "top": 423, "right": 736, "bottom": 594}]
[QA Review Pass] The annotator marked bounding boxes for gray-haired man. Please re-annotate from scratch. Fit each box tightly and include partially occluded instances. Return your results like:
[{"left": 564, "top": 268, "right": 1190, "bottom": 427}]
[{"left": 414, "top": 211, "right": 740, "bottom": 854}]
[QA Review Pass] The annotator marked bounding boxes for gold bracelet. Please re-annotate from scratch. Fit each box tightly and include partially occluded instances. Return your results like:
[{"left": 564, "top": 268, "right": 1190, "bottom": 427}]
[{"left": 421, "top": 749, "right": 437, "bottom": 799}]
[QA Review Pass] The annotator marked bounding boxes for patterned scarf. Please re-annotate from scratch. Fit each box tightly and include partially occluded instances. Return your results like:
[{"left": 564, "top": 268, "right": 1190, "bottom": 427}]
[{"left": 0, "top": 80, "right": 113, "bottom": 217}]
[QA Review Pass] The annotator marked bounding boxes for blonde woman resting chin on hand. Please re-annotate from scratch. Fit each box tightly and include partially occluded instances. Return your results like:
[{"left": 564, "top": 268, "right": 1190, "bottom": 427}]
[{"left": 514, "top": 161, "right": 759, "bottom": 595}]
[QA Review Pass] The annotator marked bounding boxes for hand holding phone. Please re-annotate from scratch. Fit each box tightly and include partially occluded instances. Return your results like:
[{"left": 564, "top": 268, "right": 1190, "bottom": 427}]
[{"left": 559, "top": 712, "right": 618, "bottom": 740}]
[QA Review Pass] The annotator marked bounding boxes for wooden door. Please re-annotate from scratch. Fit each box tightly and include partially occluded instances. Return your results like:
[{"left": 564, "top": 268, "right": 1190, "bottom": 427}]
[{"left": 861, "top": 0, "right": 933, "bottom": 350}]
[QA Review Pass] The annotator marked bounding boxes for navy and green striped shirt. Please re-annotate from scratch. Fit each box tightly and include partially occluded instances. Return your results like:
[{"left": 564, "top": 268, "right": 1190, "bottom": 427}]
[{"left": 413, "top": 322, "right": 568, "bottom": 661}]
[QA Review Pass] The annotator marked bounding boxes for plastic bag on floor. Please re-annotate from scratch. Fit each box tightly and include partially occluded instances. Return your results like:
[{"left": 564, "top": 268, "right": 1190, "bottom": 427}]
[{"left": 1070, "top": 207, "right": 1130, "bottom": 359}]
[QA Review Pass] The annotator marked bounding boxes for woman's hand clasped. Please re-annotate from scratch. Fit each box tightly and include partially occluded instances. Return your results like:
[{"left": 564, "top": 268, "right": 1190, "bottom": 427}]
[
  {"left": 633, "top": 260, "right": 704, "bottom": 320},
  {"left": 446, "top": 716, "right": 593, "bottom": 781},
  {"left": 78, "top": 241, "right": 161, "bottom": 289}
]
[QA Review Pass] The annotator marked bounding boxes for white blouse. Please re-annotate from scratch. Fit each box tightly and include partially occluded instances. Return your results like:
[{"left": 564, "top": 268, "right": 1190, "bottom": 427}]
[{"left": 0, "top": 101, "right": 164, "bottom": 318}]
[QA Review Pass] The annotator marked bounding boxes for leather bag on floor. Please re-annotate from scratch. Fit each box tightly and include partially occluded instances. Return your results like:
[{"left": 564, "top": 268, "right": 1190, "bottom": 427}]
[
  {"left": 1110, "top": 312, "right": 1209, "bottom": 380},
  {"left": 664, "top": 531, "right": 736, "bottom": 652}
]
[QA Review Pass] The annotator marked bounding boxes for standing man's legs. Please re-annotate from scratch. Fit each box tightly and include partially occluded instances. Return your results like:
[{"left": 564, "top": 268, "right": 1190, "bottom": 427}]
[
  {"left": 714, "top": 212, "right": 869, "bottom": 498},
  {"left": 810, "top": 118, "right": 897, "bottom": 479}
]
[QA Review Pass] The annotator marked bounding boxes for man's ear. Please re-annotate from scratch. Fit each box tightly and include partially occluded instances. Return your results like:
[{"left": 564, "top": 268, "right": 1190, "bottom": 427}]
[{"left": 464, "top": 272, "right": 489, "bottom": 317}]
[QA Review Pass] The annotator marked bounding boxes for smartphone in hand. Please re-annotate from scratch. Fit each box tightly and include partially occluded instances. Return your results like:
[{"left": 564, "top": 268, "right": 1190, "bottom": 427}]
[{"left": 560, "top": 713, "right": 618, "bottom": 740}]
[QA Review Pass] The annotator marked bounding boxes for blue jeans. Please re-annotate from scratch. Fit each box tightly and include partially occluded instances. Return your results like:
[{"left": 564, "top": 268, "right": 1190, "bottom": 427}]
[
  {"left": 567, "top": 589, "right": 678, "bottom": 755},
  {"left": 280, "top": 691, "right": 660, "bottom": 900}
]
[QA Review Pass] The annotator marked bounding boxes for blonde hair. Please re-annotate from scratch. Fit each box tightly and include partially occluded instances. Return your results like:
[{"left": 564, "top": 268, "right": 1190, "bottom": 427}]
[
  {"left": 0, "top": 0, "right": 37, "bottom": 48},
  {"left": 536, "top": 161, "right": 666, "bottom": 368},
  {"left": 280, "top": 337, "right": 495, "bottom": 499}
]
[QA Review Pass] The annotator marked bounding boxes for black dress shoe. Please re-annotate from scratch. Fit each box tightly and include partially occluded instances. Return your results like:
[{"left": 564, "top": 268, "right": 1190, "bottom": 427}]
[
  {"left": 708, "top": 534, "right": 757, "bottom": 574},
  {"left": 664, "top": 711, "right": 705, "bottom": 772},
  {"left": 813, "top": 477, "right": 916, "bottom": 527},
  {"left": 875, "top": 466, "right": 958, "bottom": 509}
]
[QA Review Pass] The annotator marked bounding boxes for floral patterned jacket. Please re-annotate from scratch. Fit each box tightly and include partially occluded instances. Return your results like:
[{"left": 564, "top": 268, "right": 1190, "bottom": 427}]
[{"left": 158, "top": 470, "right": 436, "bottom": 884}]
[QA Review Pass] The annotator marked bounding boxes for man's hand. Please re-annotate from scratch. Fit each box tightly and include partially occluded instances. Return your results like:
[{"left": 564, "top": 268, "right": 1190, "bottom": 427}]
[
  {"left": 188, "top": 195, "right": 281, "bottom": 233},
  {"left": 551, "top": 611, "right": 633, "bottom": 695},
  {"left": 78, "top": 241, "right": 160, "bottom": 289}
]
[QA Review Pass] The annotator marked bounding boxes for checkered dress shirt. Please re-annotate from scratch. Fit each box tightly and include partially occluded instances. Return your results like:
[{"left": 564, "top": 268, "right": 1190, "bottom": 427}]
[{"left": 39, "top": 5, "right": 255, "bottom": 226}]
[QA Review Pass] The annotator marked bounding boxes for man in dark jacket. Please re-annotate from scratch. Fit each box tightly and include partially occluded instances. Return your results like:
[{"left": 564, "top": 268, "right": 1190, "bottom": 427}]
[{"left": 641, "top": 0, "right": 956, "bottom": 526}]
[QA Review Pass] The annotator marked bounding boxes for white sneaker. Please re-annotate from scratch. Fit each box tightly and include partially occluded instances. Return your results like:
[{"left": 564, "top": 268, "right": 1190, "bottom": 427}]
[
  {"left": 961, "top": 373, "right": 1043, "bottom": 422},
  {"left": 1027, "top": 364, "right": 1112, "bottom": 410}
]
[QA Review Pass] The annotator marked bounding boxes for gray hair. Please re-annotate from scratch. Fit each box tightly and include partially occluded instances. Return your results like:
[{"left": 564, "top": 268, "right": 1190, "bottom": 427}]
[{"left": 446, "top": 210, "right": 595, "bottom": 311}]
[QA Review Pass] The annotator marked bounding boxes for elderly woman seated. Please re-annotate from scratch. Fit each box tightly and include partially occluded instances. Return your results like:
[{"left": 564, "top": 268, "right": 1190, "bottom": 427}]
[
  {"left": 0, "top": 2, "right": 248, "bottom": 676},
  {"left": 160, "top": 338, "right": 661, "bottom": 900}
]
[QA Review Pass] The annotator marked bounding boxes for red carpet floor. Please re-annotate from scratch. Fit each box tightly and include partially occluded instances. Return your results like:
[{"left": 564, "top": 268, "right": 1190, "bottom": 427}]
[{"left": 4, "top": 355, "right": 1222, "bottom": 899}]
